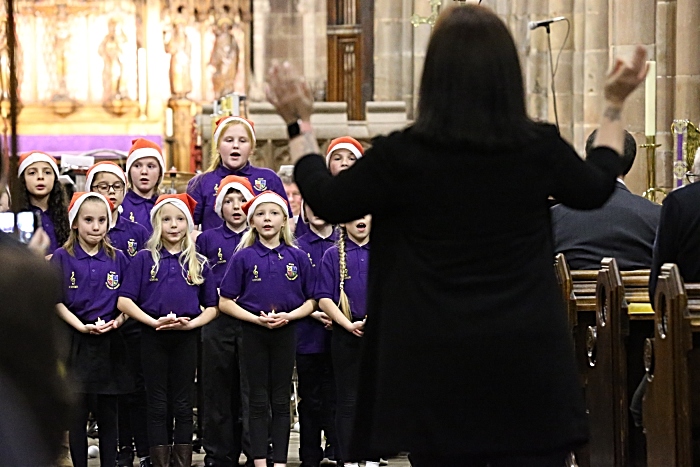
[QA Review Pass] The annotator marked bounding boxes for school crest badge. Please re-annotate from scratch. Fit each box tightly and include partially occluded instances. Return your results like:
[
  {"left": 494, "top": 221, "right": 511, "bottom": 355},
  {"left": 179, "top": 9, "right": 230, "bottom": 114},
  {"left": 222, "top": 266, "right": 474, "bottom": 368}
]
[
  {"left": 106, "top": 271, "right": 120, "bottom": 290},
  {"left": 127, "top": 239, "right": 137, "bottom": 256},
  {"left": 254, "top": 178, "right": 267, "bottom": 191},
  {"left": 286, "top": 263, "right": 298, "bottom": 281}
]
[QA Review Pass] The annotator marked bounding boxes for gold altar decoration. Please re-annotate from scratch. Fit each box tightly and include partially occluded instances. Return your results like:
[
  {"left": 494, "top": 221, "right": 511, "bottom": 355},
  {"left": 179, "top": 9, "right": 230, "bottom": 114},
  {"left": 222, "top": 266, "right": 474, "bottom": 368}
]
[{"left": 672, "top": 120, "right": 700, "bottom": 188}]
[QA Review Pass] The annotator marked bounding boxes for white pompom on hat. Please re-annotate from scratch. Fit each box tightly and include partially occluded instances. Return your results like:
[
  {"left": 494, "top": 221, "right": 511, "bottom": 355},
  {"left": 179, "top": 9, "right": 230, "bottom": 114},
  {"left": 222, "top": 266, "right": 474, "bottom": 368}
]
[
  {"left": 126, "top": 138, "right": 166, "bottom": 184},
  {"left": 242, "top": 191, "right": 289, "bottom": 223},
  {"left": 325, "top": 136, "right": 364, "bottom": 165},
  {"left": 68, "top": 192, "right": 114, "bottom": 227},
  {"left": 18, "top": 151, "right": 59, "bottom": 177},
  {"left": 214, "top": 175, "right": 255, "bottom": 219},
  {"left": 150, "top": 193, "right": 198, "bottom": 233}
]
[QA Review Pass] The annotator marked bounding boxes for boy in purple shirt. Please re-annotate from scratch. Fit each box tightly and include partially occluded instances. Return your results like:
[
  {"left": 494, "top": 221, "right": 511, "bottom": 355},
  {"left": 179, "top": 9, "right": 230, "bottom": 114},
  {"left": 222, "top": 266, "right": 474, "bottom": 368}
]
[
  {"left": 295, "top": 202, "right": 339, "bottom": 466},
  {"left": 195, "top": 175, "right": 254, "bottom": 467},
  {"left": 118, "top": 194, "right": 218, "bottom": 467},
  {"left": 120, "top": 139, "right": 165, "bottom": 233},
  {"left": 317, "top": 215, "right": 374, "bottom": 467},
  {"left": 51, "top": 192, "right": 133, "bottom": 467},
  {"left": 219, "top": 192, "right": 315, "bottom": 467},
  {"left": 187, "top": 116, "right": 291, "bottom": 231}
]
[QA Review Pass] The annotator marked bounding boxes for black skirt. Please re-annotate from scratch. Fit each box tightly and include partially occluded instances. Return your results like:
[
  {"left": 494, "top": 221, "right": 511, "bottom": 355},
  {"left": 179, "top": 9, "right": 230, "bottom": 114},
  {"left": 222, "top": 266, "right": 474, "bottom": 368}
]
[{"left": 66, "top": 325, "right": 135, "bottom": 395}]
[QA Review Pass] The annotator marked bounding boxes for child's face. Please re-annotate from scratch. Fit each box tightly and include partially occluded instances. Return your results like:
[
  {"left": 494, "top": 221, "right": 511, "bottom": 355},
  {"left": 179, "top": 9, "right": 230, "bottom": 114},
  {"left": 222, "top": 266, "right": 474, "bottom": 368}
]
[
  {"left": 343, "top": 214, "right": 371, "bottom": 244},
  {"left": 92, "top": 172, "right": 125, "bottom": 211},
  {"left": 218, "top": 124, "right": 253, "bottom": 171},
  {"left": 304, "top": 202, "right": 327, "bottom": 230},
  {"left": 222, "top": 190, "right": 247, "bottom": 230},
  {"left": 129, "top": 157, "right": 161, "bottom": 196},
  {"left": 74, "top": 199, "right": 109, "bottom": 248},
  {"left": 251, "top": 202, "right": 285, "bottom": 242},
  {"left": 23, "top": 162, "right": 55, "bottom": 198},
  {"left": 159, "top": 203, "right": 188, "bottom": 247},
  {"left": 283, "top": 182, "right": 301, "bottom": 217},
  {"left": 328, "top": 148, "right": 357, "bottom": 176}
]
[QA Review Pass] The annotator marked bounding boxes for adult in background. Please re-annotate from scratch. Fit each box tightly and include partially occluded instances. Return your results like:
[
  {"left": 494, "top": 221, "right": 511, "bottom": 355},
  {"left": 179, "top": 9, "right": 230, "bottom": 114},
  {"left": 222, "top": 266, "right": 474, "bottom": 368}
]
[
  {"left": 265, "top": 5, "right": 647, "bottom": 465},
  {"left": 552, "top": 129, "right": 661, "bottom": 270}
]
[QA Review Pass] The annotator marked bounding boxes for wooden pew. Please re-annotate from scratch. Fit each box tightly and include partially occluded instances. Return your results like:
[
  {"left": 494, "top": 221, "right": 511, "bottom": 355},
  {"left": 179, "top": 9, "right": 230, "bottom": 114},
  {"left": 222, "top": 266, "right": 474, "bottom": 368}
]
[
  {"left": 643, "top": 264, "right": 700, "bottom": 466},
  {"left": 586, "top": 258, "right": 652, "bottom": 467}
]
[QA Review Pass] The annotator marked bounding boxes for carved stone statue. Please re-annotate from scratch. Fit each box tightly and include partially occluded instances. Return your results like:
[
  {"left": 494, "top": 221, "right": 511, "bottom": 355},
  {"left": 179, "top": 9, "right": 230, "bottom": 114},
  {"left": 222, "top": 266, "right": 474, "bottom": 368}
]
[
  {"left": 53, "top": 4, "right": 71, "bottom": 98},
  {"left": 164, "top": 20, "right": 192, "bottom": 99},
  {"left": 210, "top": 16, "right": 240, "bottom": 98},
  {"left": 98, "top": 18, "right": 127, "bottom": 103}
]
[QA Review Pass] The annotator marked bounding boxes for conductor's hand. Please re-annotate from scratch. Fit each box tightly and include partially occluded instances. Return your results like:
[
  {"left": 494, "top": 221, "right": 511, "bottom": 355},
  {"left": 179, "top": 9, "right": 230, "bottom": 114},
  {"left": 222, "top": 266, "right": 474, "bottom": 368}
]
[
  {"left": 265, "top": 61, "right": 314, "bottom": 124},
  {"left": 28, "top": 227, "right": 50, "bottom": 258},
  {"left": 604, "top": 45, "right": 648, "bottom": 105},
  {"left": 258, "top": 311, "right": 288, "bottom": 329}
]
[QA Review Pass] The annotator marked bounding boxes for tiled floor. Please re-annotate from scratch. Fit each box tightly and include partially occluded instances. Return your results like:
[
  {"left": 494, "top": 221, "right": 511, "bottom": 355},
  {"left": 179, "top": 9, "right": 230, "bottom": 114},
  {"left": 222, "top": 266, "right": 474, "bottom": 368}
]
[{"left": 81, "top": 432, "right": 412, "bottom": 466}]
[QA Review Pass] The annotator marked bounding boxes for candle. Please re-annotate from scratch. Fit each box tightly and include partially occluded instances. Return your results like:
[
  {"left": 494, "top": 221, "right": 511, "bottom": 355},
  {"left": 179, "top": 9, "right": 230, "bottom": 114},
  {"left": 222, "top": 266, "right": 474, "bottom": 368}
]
[
  {"left": 165, "top": 107, "right": 174, "bottom": 137},
  {"left": 95, "top": 317, "right": 105, "bottom": 326},
  {"left": 138, "top": 48, "right": 147, "bottom": 111},
  {"left": 167, "top": 312, "right": 177, "bottom": 319},
  {"left": 644, "top": 61, "right": 656, "bottom": 137}
]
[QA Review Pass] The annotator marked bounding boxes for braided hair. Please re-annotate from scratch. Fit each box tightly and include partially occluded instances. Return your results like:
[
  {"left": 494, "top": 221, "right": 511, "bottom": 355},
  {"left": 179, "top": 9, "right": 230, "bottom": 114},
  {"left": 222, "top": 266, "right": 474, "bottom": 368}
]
[{"left": 337, "top": 226, "right": 352, "bottom": 321}]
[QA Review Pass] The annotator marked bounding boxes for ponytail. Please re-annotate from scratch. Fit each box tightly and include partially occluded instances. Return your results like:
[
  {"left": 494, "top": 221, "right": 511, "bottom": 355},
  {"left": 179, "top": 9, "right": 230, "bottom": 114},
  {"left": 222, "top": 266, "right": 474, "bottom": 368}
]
[{"left": 337, "top": 227, "right": 352, "bottom": 321}]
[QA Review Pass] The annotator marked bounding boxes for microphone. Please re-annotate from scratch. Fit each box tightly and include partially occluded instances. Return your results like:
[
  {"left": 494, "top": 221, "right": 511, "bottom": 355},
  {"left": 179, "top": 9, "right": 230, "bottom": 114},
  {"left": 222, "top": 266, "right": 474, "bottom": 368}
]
[{"left": 528, "top": 16, "right": 566, "bottom": 30}]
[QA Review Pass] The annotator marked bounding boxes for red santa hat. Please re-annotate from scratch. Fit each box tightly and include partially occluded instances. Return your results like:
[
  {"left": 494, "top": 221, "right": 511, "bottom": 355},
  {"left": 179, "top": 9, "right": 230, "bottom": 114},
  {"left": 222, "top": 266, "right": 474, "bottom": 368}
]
[
  {"left": 242, "top": 191, "right": 289, "bottom": 223},
  {"left": 68, "top": 192, "right": 114, "bottom": 227},
  {"left": 18, "top": 151, "right": 59, "bottom": 177},
  {"left": 85, "top": 161, "right": 127, "bottom": 191},
  {"left": 213, "top": 116, "right": 256, "bottom": 147},
  {"left": 126, "top": 138, "right": 166, "bottom": 184},
  {"left": 215, "top": 175, "right": 255, "bottom": 219},
  {"left": 325, "top": 136, "right": 364, "bottom": 165},
  {"left": 150, "top": 193, "right": 198, "bottom": 232}
]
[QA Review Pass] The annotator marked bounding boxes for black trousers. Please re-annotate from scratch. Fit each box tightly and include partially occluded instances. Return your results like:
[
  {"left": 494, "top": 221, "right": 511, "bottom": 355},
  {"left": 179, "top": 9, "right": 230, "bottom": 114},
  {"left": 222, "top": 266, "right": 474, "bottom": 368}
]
[
  {"left": 202, "top": 314, "right": 245, "bottom": 467},
  {"left": 118, "top": 320, "right": 149, "bottom": 458},
  {"left": 69, "top": 393, "right": 118, "bottom": 467},
  {"left": 331, "top": 327, "right": 377, "bottom": 464},
  {"left": 296, "top": 351, "right": 338, "bottom": 466},
  {"left": 141, "top": 327, "right": 199, "bottom": 446},
  {"left": 408, "top": 450, "right": 570, "bottom": 467},
  {"left": 239, "top": 321, "right": 296, "bottom": 463}
]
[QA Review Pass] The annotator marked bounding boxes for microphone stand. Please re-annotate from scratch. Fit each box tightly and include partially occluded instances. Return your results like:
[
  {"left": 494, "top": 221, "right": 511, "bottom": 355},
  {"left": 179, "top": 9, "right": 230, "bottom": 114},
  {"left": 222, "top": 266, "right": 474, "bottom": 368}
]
[{"left": 545, "top": 24, "right": 560, "bottom": 131}]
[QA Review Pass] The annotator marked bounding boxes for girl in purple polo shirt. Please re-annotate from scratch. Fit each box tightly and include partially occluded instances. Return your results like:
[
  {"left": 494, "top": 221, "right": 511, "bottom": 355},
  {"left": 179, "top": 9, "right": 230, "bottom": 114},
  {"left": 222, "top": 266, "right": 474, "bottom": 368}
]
[
  {"left": 195, "top": 174, "right": 254, "bottom": 466},
  {"left": 50, "top": 192, "right": 132, "bottom": 467},
  {"left": 118, "top": 193, "right": 218, "bottom": 467},
  {"left": 219, "top": 191, "right": 315, "bottom": 467},
  {"left": 86, "top": 161, "right": 151, "bottom": 467},
  {"left": 187, "top": 116, "right": 291, "bottom": 231},
  {"left": 120, "top": 138, "right": 165, "bottom": 234},
  {"left": 18, "top": 151, "right": 70, "bottom": 255},
  {"left": 317, "top": 215, "right": 375, "bottom": 467}
]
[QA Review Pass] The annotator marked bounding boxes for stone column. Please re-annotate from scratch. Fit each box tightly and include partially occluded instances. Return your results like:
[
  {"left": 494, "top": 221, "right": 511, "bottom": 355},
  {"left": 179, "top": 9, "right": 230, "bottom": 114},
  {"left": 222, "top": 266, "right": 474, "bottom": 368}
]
[
  {"left": 169, "top": 98, "right": 193, "bottom": 171},
  {"left": 374, "top": 0, "right": 406, "bottom": 101},
  {"left": 609, "top": 0, "right": 656, "bottom": 195},
  {"left": 523, "top": 0, "right": 550, "bottom": 122},
  {"left": 656, "top": 0, "right": 676, "bottom": 188},
  {"left": 674, "top": 0, "right": 700, "bottom": 123},
  {"left": 583, "top": 0, "right": 609, "bottom": 153},
  {"left": 250, "top": 0, "right": 270, "bottom": 101},
  {"left": 548, "top": 0, "right": 574, "bottom": 143}
]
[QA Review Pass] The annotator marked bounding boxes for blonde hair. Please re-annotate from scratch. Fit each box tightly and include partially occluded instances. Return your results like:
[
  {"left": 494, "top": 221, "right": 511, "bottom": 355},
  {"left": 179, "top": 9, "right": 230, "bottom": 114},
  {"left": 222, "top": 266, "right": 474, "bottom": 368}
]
[
  {"left": 337, "top": 227, "right": 352, "bottom": 321},
  {"left": 235, "top": 205, "right": 296, "bottom": 252},
  {"left": 207, "top": 120, "right": 257, "bottom": 173},
  {"left": 147, "top": 208, "right": 206, "bottom": 285},
  {"left": 64, "top": 198, "right": 116, "bottom": 259}
]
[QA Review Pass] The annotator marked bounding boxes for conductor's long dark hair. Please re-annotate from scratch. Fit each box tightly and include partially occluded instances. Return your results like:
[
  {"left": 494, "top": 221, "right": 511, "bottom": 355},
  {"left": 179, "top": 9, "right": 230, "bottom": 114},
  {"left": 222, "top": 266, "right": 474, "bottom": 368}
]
[
  {"left": 19, "top": 175, "right": 70, "bottom": 247},
  {"left": 413, "top": 5, "right": 535, "bottom": 148}
]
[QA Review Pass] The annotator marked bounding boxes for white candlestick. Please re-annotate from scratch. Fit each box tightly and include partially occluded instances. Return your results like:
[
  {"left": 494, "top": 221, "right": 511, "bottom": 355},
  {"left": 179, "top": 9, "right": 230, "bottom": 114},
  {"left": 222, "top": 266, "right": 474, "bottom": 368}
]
[
  {"left": 138, "top": 48, "right": 148, "bottom": 111},
  {"left": 95, "top": 318, "right": 105, "bottom": 326},
  {"left": 645, "top": 60, "right": 656, "bottom": 137},
  {"left": 167, "top": 312, "right": 177, "bottom": 319},
  {"left": 165, "top": 108, "right": 174, "bottom": 137}
]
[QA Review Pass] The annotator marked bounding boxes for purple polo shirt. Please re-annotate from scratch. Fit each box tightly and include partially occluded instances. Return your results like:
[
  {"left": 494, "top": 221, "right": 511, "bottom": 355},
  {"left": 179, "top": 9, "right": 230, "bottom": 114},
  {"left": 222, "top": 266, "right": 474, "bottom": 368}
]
[
  {"left": 296, "top": 229, "right": 339, "bottom": 354},
  {"left": 119, "top": 248, "right": 218, "bottom": 319},
  {"left": 50, "top": 244, "right": 129, "bottom": 323},
  {"left": 120, "top": 191, "right": 158, "bottom": 234},
  {"left": 316, "top": 239, "right": 370, "bottom": 322},
  {"left": 196, "top": 224, "right": 247, "bottom": 286},
  {"left": 294, "top": 218, "right": 311, "bottom": 238},
  {"left": 187, "top": 163, "right": 292, "bottom": 231},
  {"left": 108, "top": 214, "right": 150, "bottom": 260},
  {"left": 219, "top": 240, "right": 314, "bottom": 316},
  {"left": 30, "top": 205, "right": 60, "bottom": 253}
]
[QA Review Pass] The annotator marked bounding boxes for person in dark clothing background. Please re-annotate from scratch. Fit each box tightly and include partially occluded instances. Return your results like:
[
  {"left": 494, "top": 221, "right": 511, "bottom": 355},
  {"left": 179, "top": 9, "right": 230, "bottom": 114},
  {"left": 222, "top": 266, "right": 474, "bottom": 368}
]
[
  {"left": 551, "top": 129, "right": 661, "bottom": 270},
  {"left": 264, "top": 4, "right": 648, "bottom": 465}
]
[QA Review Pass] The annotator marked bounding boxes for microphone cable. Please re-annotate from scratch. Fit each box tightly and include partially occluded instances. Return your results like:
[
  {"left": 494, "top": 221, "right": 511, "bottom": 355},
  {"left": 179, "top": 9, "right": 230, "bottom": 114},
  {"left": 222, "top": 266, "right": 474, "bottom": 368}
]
[{"left": 546, "top": 17, "right": 570, "bottom": 131}]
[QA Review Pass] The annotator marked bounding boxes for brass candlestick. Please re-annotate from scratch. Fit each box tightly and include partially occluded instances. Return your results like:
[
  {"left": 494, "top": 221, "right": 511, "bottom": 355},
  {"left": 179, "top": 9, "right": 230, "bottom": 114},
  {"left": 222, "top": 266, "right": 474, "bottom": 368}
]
[{"left": 641, "top": 135, "right": 664, "bottom": 203}]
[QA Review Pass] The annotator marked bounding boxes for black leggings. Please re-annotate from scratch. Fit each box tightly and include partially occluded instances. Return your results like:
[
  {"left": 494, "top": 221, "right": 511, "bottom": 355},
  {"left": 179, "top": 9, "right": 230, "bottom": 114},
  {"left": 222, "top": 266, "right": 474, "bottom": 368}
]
[
  {"left": 141, "top": 327, "right": 199, "bottom": 446},
  {"left": 118, "top": 320, "right": 149, "bottom": 458},
  {"left": 239, "top": 321, "right": 296, "bottom": 463},
  {"left": 69, "top": 393, "right": 118, "bottom": 467}
]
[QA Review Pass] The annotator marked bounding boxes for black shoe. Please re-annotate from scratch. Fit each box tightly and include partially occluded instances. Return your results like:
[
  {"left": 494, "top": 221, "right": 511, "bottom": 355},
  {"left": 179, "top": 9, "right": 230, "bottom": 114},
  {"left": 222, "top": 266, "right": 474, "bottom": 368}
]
[
  {"left": 117, "top": 445, "right": 135, "bottom": 466},
  {"left": 139, "top": 457, "right": 152, "bottom": 467}
]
